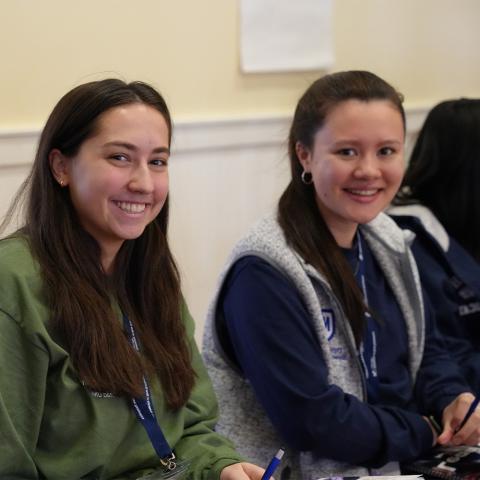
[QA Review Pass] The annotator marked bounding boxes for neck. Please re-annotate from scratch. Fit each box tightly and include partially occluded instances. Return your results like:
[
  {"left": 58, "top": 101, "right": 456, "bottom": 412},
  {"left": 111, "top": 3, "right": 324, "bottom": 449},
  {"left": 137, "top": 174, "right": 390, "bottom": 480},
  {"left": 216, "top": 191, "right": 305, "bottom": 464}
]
[
  {"left": 101, "top": 256, "right": 115, "bottom": 274},
  {"left": 101, "top": 245, "right": 122, "bottom": 274},
  {"left": 330, "top": 224, "right": 358, "bottom": 248}
]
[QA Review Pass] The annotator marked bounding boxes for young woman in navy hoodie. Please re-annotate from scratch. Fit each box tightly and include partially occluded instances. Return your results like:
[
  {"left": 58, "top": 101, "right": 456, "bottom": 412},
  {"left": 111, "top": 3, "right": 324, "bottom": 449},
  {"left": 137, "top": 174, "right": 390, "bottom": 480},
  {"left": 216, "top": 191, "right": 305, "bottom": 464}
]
[{"left": 203, "top": 73, "right": 480, "bottom": 480}]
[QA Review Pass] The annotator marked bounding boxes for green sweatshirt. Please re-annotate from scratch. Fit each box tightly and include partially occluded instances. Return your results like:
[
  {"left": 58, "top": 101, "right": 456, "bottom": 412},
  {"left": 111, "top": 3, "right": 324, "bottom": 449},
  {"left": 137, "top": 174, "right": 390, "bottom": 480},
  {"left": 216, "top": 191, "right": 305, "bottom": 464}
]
[{"left": 0, "top": 236, "right": 243, "bottom": 480}]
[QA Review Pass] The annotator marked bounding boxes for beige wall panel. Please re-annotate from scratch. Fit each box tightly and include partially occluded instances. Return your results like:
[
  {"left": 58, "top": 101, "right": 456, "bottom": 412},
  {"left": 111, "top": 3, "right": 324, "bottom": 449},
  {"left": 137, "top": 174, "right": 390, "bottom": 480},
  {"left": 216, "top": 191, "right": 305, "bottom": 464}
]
[
  {"left": 169, "top": 143, "right": 289, "bottom": 343},
  {"left": 334, "top": 0, "right": 480, "bottom": 102},
  {"left": 1, "top": 0, "right": 479, "bottom": 127}
]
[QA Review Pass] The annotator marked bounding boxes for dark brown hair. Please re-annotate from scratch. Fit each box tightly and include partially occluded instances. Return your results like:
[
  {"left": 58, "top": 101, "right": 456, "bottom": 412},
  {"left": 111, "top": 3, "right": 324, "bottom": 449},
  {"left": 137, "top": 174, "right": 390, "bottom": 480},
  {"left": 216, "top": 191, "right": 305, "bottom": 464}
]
[
  {"left": 278, "top": 71, "right": 405, "bottom": 344},
  {"left": 394, "top": 98, "right": 480, "bottom": 261},
  {"left": 3, "top": 79, "right": 194, "bottom": 409}
]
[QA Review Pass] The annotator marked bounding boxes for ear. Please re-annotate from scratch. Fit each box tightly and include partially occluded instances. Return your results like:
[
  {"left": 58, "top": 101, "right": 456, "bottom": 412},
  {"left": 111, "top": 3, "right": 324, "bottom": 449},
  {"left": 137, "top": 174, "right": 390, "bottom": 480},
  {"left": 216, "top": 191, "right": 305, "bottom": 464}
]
[
  {"left": 295, "top": 141, "right": 312, "bottom": 172},
  {"left": 49, "top": 149, "right": 70, "bottom": 187}
]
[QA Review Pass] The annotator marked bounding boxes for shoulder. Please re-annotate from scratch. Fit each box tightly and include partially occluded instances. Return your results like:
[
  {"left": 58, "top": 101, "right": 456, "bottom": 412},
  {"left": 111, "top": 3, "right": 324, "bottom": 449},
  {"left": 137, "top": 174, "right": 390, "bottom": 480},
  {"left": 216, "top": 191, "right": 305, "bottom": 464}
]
[
  {"left": 0, "top": 235, "right": 47, "bottom": 326},
  {"left": 229, "top": 213, "right": 303, "bottom": 273},
  {"left": 233, "top": 214, "right": 287, "bottom": 254},
  {"left": 0, "top": 235, "right": 39, "bottom": 285},
  {"left": 387, "top": 204, "right": 450, "bottom": 251},
  {"left": 225, "top": 255, "right": 296, "bottom": 295},
  {"left": 0, "top": 234, "right": 33, "bottom": 265}
]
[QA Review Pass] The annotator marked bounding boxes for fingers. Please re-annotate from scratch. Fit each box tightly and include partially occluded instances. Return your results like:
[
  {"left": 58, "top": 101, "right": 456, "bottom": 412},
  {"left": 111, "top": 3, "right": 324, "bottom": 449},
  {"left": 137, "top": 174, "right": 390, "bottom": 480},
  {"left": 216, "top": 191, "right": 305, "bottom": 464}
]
[
  {"left": 437, "top": 426, "right": 454, "bottom": 445},
  {"left": 441, "top": 393, "right": 480, "bottom": 446},
  {"left": 451, "top": 406, "right": 480, "bottom": 446},
  {"left": 220, "top": 462, "right": 267, "bottom": 480},
  {"left": 242, "top": 462, "right": 267, "bottom": 477}
]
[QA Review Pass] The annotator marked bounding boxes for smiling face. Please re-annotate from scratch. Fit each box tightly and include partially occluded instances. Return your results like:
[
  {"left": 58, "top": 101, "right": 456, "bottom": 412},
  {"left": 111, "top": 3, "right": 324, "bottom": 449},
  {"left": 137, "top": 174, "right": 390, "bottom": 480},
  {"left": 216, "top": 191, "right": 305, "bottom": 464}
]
[
  {"left": 50, "top": 103, "right": 170, "bottom": 271},
  {"left": 297, "top": 99, "right": 405, "bottom": 247}
]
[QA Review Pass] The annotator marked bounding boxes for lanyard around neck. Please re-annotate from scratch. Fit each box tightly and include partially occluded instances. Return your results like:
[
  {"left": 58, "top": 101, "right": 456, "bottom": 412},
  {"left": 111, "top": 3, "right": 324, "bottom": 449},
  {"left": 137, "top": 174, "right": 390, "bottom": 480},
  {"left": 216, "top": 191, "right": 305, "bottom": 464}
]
[
  {"left": 355, "top": 232, "right": 380, "bottom": 402},
  {"left": 122, "top": 314, "right": 177, "bottom": 471}
]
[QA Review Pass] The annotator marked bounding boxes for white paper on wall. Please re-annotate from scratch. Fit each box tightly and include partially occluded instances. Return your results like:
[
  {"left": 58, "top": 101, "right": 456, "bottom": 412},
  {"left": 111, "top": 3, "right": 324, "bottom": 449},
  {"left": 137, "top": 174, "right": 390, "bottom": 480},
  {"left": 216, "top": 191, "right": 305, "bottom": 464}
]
[{"left": 240, "top": 0, "right": 334, "bottom": 73}]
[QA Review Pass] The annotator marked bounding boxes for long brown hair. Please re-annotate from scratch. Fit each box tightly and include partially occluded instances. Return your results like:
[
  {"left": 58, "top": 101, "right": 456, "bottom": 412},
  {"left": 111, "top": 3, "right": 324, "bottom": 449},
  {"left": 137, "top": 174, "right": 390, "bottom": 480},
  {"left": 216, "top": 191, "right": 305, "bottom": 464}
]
[
  {"left": 278, "top": 71, "right": 405, "bottom": 344},
  {"left": 3, "top": 79, "right": 194, "bottom": 409}
]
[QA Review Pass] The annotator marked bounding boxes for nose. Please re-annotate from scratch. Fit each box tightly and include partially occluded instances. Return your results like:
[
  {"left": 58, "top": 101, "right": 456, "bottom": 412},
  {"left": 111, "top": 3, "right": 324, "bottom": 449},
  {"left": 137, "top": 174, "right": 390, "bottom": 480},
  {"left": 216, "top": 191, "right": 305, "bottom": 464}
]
[
  {"left": 353, "top": 154, "right": 381, "bottom": 179},
  {"left": 128, "top": 163, "right": 154, "bottom": 193}
]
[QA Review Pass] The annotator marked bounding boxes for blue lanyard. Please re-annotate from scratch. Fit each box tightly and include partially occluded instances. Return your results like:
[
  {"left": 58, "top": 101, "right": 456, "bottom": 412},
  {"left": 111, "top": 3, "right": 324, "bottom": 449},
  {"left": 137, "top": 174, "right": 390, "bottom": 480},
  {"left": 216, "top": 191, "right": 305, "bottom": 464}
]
[
  {"left": 355, "top": 233, "right": 380, "bottom": 402},
  {"left": 122, "top": 314, "right": 177, "bottom": 471}
]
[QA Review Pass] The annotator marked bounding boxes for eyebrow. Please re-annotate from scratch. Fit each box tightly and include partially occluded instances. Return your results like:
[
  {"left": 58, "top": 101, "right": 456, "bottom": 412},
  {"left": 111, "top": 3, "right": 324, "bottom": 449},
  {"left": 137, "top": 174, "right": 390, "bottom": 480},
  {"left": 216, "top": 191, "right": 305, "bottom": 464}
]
[
  {"left": 102, "top": 141, "right": 170, "bottom": 155},
  {"left": 332, "top": 139, "right": 403, "bottom": 147}
]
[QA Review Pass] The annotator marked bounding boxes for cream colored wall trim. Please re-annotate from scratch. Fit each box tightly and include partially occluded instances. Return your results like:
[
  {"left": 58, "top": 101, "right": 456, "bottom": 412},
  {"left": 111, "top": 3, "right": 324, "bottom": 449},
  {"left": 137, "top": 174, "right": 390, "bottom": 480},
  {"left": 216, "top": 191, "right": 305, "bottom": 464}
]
[
  {"left": 0, "top": 129, "right": 39, "bottom": 168},
  {"left": 0, "top": 106, "right": 429, "bottom": 168},
  {"left": 0, "top": 116, "right": 291, "bottom": 168},
  {"left": 172, "top": 115, "right": 291, "bottom": 153},
  {"left": 405, "top": 105, "right": 430, "bottom": 135}
]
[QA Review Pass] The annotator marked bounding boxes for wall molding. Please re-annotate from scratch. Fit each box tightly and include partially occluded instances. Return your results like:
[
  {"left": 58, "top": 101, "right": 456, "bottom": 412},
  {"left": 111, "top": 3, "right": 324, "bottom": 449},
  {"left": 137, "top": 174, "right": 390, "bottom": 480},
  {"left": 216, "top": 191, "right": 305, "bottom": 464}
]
[{"left": 0, "top": 106, "right": 430, "bottom": 168}]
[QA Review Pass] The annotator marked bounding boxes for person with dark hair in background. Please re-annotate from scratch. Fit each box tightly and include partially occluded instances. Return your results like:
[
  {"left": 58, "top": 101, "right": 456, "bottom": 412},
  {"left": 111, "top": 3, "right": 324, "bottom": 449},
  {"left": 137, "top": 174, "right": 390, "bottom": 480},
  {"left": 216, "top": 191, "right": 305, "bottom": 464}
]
[
  {"left": 203, "top": 73, "right": 480, "bottom": 480},
  {"left": 390, "top": 98, "right": 480, "bottom": 392},
  {"left": 0, "top": 79, "right": 265, "bottom": 480}
]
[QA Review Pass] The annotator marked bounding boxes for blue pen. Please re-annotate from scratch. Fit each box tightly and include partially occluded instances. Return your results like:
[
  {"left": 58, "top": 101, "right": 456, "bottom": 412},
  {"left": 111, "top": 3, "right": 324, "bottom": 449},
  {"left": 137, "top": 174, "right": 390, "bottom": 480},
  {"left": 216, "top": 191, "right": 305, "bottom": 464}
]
[
  {"left": 261, "top": 448, "right": 284, "bottom": 480},
  {"left": 456, "top": 395, "right": 480, "bottom": 432}
]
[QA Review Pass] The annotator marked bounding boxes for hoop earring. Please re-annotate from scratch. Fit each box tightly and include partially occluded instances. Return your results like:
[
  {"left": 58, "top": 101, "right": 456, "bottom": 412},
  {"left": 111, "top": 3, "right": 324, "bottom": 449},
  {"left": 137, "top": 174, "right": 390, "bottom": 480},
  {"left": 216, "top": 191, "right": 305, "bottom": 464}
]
[{"left": 301, "top": 170, "right": 313, "bottom": 185}]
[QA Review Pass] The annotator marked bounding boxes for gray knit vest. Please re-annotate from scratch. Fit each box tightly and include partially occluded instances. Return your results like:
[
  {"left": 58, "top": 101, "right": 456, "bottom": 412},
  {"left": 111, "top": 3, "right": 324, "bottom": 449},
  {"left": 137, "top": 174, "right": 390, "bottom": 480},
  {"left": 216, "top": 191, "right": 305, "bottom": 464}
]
[{"left": 203, "top": 212, "right": 425, "bottom": 479}]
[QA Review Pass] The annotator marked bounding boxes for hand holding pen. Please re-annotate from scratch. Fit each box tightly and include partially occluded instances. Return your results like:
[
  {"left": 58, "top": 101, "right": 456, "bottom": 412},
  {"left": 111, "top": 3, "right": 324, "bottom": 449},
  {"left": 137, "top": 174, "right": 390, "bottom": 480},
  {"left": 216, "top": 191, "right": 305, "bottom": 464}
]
[
  {"left": 456, "top": 396, "right": 480, "bottom": 432},
  {"left": 220, "top": 461, "right": 275, "bottom": 480},
  {"left": 437, "top": 392, "right": 480, "bottom": 446},
  {"left": 261, "top": 448, "right": 284, "bottom": 480}
]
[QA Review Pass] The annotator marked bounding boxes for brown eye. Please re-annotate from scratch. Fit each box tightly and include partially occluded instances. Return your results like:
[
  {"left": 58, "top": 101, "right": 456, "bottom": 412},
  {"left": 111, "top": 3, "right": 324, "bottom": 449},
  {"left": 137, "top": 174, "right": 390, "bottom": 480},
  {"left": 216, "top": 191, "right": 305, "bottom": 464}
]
[
  {"left": 379, "top": 147, "right": 395, "bottom": 156},
  {"left": 111, "top": 154, "right": 128, "bottom": 162},
  {"left": 337, "top": 148, "right": 356, "bottom": 157},
  {"left": 150, "top": 158, "right": 168, "bottom": 167}
]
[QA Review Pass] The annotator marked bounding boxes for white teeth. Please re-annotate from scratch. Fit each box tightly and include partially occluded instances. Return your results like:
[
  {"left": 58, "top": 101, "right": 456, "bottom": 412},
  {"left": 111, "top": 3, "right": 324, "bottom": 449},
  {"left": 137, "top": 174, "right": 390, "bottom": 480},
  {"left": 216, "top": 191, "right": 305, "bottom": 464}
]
[
  {"left": 348, "top": 189, "right": 378, "bottom": 196},
  {"left": 115, "top": 201, "right": 146, "bottom": 213}
]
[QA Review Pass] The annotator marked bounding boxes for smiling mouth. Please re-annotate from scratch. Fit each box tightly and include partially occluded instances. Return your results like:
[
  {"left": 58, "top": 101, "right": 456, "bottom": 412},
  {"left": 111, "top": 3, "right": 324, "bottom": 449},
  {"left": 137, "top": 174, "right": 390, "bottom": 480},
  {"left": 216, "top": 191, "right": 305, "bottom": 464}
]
[
  {"left": 114, "top": 201, "right": 147, "bottom": 213},
  {"left": 345, "top": 188, "right": 380, "bottom": 196}
]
